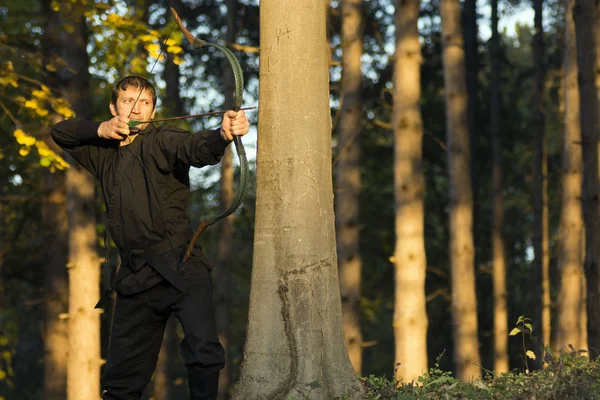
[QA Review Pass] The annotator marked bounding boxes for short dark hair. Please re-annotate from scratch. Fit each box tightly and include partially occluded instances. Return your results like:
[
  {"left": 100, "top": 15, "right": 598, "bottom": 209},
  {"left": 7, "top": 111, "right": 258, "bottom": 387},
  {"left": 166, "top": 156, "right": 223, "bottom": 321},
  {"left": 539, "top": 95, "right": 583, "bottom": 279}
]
[{"left": 111, "top": 76, "right": 157, "bottom": 107}]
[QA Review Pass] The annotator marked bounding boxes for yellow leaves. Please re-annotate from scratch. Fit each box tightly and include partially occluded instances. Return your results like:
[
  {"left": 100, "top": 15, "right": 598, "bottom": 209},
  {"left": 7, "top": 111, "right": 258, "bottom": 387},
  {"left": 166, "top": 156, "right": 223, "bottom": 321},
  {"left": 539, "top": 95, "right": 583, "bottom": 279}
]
[
  {"left": 24, "top": 98, "right": 49, "bottom": 117},
  {"left": 12, "top": 129, "right": 70, "bottom": 171},
  {"left": 0, "top": 61, "right": 18, "bottom": 88},
  {"left": 526, "top": 350, "right": 536, "bottom": 360},
  {"left": 50, "top": 0, "right": 60, "bottom": 12},
  {"left": 145, "top": 43, "right": 163, "bottom": 60},
  {"left": 14, "top": 129, "right": 36, "bottom": 146},
  {"left": 105, "top": 13, "right": 134, "bottom": 28},
  {"left": 51, "top": 98, "right": 75, "bottom": 119}
]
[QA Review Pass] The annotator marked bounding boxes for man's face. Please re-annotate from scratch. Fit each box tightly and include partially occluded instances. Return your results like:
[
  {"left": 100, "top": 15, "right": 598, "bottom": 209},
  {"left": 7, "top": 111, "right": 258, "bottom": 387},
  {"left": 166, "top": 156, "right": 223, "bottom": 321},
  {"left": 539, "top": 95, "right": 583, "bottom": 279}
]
[{"left": 110, "top": 87, "right": 156, "bottom": 131}]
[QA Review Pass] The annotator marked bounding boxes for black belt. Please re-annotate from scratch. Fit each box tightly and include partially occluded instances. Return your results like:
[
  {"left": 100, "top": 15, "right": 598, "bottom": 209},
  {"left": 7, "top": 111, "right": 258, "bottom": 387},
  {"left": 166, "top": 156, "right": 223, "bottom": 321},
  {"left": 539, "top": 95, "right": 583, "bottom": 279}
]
[{"left": 95, "top": 230, "right": 193, "bottom": 309}]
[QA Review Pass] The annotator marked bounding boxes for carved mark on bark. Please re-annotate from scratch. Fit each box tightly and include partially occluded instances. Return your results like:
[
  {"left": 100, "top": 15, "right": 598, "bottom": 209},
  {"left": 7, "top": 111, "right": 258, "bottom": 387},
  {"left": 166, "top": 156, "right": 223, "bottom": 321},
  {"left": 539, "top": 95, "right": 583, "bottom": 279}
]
[{"left": 267, "top": 279, "right": 299, "bottom": 399}]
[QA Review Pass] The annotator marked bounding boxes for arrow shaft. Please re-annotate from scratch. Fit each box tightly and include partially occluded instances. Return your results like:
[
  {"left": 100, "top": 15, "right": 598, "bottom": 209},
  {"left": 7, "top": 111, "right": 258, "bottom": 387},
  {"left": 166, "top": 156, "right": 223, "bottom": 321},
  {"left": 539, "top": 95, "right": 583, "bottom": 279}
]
[{"left": 129, "top": 106, "right": 256, "bottom": 127}]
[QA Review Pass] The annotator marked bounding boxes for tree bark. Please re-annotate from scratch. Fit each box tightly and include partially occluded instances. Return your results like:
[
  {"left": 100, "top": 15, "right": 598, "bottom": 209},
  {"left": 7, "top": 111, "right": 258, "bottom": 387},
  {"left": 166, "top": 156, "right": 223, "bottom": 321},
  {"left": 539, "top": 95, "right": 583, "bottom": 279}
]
[
  {"left": 42, "top": 159, "right": 69, "bottom": 400},
  {"left": 573, "top": 0, "right": 600, "bottom": 359},
  {"left": 439, "top": 0, "right": 481, "bottom": 380},
  {"left": 557, "top": 0, "right": 586, "bottom": 354},
  {"left": 41, "top": 1, "right": 69, "bottom": 398},
  {"left": 233, "top": 1, "right": 363, "bottom": 398},
  {"left": 392, "top": 0, "right": 428, "bottom": 383},
  {"left": 531, "top": 0, "right": 550, "bottom": 362},
  {"left": 463, "top": 0, "right": 479, "bottom": 247},
  {"left": 489, "top": 0, "right": 509, "bottom": 374},
  {"left": 59, "top": 5, "right": 101, "bottom": 399},
  {"left": 336, "top": 0, "right": 364, "bottom": 375}
]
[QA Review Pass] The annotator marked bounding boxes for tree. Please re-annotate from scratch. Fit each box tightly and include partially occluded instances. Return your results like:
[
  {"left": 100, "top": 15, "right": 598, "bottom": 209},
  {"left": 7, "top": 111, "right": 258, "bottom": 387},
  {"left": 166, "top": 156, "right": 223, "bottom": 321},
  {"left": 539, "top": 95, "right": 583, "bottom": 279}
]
[
  {"left": 439, "top": 0, "right": 481, "bottom": 380},
  {"left": 530, "top": 0, "right": 550, "bottom": 362},
  {"left": 336, "top": 0, "right": 364, "bottom": 375},
  {"left": 58, "top": 3, "right": 101, "bottom": 399},
  {"left": 489, "top": 0, "right": 509, "bottom": 374},
  {"left": 574, "top": 0, "right": 600, "bottom": 359},
  {"left": 233, "top": 1, "right": 362, "bottom": 397},
  {"left": 556, "top": 0, "right": 586, "bottom": 354},
  {"left": 41, "top": 1, "right": 69, "bottom": 398},
  {"left": 392, "top": 0, "right": 428, "bottom": 383}
]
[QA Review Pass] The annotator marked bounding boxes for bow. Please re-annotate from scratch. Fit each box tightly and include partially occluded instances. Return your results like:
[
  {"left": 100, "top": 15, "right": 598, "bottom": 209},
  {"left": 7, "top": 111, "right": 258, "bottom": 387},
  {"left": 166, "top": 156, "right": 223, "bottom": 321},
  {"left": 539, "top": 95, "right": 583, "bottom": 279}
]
[{"left": 166, "top": 7, "right": 250, "bottom": 263}]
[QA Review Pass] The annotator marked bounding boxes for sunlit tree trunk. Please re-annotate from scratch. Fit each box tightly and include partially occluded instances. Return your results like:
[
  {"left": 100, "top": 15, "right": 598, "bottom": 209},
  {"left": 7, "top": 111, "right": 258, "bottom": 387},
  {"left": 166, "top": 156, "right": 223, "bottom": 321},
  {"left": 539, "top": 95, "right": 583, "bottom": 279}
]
[
  {"left": 392, "top": 0, "right": 428, "bottom": 383},
  {"left": 60, "top": 4, "right": 101, "bottom": 399},
  {"left": 489, "top": 0, "right": 508, "bottom": 374},
  {"left": 336, "top": 0, "right": 364, "bottom": 375},
  {"left": 439, "top": 0, "right": 481, "bottom": 380},
  {"left": 557, "top": 0, "right": 586, "bottom": 354},
  {"left": 574, "top": 0, "right": 600, "bottom": 360},
  {"left": 233, "top": 1, "right": 363, "bottom": 398}
]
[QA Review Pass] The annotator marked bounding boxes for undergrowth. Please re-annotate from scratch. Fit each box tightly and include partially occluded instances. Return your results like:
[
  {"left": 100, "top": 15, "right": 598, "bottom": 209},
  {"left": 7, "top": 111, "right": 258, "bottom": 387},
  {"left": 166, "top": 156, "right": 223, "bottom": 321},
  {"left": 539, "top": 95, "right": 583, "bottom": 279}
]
[{"left": 361, "top": 350, "right": 600, "bottom": 400}]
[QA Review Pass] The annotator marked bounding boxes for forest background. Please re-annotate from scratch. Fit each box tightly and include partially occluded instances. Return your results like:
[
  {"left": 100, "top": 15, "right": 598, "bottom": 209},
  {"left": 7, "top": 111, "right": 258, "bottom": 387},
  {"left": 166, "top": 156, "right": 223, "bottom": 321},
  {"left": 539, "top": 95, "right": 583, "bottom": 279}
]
[{"left": 0, "top": 0, "right": 598, "bottom": 398}]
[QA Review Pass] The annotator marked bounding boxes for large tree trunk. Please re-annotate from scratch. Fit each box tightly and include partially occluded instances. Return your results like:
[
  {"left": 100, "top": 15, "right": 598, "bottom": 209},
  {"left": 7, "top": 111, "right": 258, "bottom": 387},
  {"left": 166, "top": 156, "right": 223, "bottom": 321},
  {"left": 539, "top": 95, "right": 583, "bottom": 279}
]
[
  {"left": 392, "top": 0, "right": 428, "bottom": 383},
  {"left": 41, "top": 1, "right": 69, "bottom": 398},
  {"left": 557, "top": 0, "right": 586, "bottom": 354},
  {"left": 336, "top": 0, "right": 364, "bottom": 375},
  {"left": 574, "top": 0, "right": 600, "bottom": 360},
  {"left": 531, "top": 0, "right": 550, "bottom": 363},
  {"left": 215, "top": 2, "right": 238, "bottom": 398},
  {"left": 233, "top": 1, "right": 362, "bottom": 398},
  {"left": 439, "top": 0, "right": 481, "bottom": 380},
  {"left": 59, "top": 5, "right": 101, "bottom": 399},
  {"left": 489, "top": 0, "right": 509, "bottom": 374}
]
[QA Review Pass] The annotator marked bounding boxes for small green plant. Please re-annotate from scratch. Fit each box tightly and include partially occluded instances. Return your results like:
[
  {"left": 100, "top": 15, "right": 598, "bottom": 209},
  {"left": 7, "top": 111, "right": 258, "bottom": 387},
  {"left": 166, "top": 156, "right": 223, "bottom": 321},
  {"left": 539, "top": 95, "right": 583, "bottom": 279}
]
[{"left": 509, "top": 315, "right": 536, "bottom": 373}]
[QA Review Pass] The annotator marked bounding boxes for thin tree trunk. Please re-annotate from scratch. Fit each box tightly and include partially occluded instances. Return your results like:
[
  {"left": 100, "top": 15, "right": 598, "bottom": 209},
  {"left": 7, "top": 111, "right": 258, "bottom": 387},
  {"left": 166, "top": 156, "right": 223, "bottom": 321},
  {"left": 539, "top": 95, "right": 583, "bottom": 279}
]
[
  {"left": 215, "top": 1, "right": 238, "bottom": 398},
  {"left": 233, "top": 1, "right": 363, "bottom": 398},
  {"left": 392, "top": 0, "right": 428, "bottom": 383},
  {"left": 574, "top": 0, "right": 600, "bottom": 359},
  {"left": 557, "top": 0, "right": 586, "bottom": 354},
  {"left": 531, "top": 0, "right": 550, "bottom": 362},
  {"left": 336, "top": 0, "right": 364, "bottom": 375},
  {"left": 439, "top": 0, "right": 481, "bottom": 380},
  {"left": 42, "top": 161, "right": 69, "bottom": 400},
  {"left": 42, "top": 1, "right": 69, "bottom": 398},
  {"left": 490, "top": 0, "right": 509, "bottom": 374},
  {"left": 463, "top": 0, "right": 479, "bottom": 246},
  {"left": 60, "top": 6, "right": 101, "bottom": 399}
]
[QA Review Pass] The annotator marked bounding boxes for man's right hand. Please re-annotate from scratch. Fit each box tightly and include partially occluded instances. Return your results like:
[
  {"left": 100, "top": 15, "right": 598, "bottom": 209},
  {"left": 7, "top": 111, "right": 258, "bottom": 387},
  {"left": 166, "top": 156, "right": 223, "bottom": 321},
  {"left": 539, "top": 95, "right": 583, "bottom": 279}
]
[{"left": 98, "top": 115, "right": 130, "bottom": 140}]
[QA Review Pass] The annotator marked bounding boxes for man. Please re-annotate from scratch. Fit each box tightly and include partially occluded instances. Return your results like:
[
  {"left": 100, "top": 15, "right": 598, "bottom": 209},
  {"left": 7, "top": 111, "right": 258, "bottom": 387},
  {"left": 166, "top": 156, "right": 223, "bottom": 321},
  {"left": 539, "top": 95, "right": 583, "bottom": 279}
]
[{"left": 51, "top": 75, "right": 249, "bottom": 400}]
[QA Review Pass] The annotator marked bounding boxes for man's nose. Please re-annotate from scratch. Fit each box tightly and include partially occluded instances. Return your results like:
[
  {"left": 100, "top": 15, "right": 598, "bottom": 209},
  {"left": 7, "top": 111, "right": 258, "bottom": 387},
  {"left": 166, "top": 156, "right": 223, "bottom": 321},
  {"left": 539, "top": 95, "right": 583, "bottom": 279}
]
[{"left": 131, "top": 102, "right": 141, "bottom": 114}]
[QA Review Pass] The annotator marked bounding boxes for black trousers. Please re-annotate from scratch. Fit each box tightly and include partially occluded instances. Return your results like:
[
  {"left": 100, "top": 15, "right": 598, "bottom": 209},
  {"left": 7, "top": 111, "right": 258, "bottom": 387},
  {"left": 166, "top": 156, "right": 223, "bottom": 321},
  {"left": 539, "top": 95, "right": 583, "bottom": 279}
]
[{"left": 101, "top": 261, "right": 224, "bottom": 400}]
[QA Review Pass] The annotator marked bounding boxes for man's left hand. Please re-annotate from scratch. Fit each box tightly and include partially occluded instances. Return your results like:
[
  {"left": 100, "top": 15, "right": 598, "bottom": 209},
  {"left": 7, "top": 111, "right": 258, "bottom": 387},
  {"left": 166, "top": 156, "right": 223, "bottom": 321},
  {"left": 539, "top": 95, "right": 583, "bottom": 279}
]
[{"left": 220, "top": 110, "right": 250, "bottom": 141}]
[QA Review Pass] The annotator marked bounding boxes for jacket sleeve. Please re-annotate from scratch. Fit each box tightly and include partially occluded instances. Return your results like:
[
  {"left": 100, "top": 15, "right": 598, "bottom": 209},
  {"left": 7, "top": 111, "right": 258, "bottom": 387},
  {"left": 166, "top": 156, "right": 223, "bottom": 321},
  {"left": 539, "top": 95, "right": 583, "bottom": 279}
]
[
  {"left": 51, "top": 119, "right": 112, "bottom": 178},
  {"left": 155, "top": 127, "right": 231, "bottom": 171}
]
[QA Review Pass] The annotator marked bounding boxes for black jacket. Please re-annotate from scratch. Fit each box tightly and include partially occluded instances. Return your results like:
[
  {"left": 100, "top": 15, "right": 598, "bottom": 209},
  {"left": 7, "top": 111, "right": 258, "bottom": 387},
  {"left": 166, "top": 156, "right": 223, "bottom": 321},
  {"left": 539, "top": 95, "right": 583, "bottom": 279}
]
[{"left": 51, "top": 119, "right": 229, "bottom": 294}]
